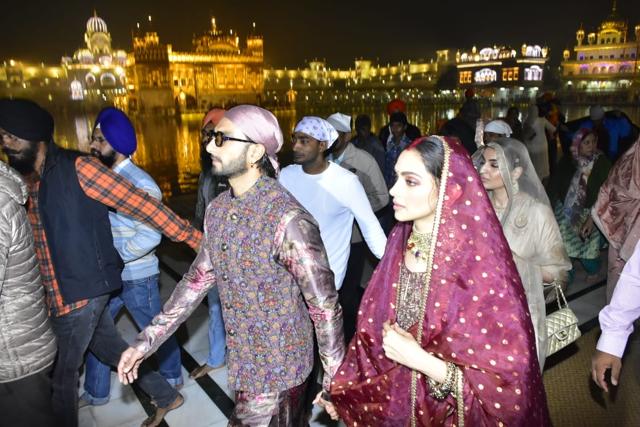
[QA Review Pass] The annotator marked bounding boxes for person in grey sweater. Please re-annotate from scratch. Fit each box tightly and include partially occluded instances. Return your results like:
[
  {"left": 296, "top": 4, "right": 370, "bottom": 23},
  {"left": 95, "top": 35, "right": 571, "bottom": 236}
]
[{"left": 0, "top": 159, "right": 57, "bottom": 426}]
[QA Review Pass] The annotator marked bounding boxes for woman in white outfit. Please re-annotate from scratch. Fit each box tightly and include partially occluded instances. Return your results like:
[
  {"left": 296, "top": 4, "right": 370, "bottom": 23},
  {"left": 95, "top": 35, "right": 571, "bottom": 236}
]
[{"left": 474, "top": 138, "right": 571, "bottom": 371}]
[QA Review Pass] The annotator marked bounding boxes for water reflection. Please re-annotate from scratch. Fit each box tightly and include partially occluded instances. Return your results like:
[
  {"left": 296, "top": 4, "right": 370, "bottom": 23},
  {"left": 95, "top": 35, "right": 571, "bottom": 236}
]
[{"left": 40, "top": 104, "right": 640, "bottom": 199}]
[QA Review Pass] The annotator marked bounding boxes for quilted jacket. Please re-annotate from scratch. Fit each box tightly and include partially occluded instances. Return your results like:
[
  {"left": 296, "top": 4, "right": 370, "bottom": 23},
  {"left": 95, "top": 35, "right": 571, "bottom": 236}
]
[{"left": 0, "top": 161, "right": 56, "bottom": 382}]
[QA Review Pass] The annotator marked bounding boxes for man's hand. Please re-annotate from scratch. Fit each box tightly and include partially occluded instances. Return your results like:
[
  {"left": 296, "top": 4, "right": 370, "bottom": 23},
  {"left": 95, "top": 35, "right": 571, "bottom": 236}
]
[
  {"left": 313, "top": 391, "right": 339, "bottom": 420},
  {"left": 117, "top": 347, "right": 145, "bottom": 385},
  {"left": 591, "top": 349, "right": 622, "bottom": 392}
]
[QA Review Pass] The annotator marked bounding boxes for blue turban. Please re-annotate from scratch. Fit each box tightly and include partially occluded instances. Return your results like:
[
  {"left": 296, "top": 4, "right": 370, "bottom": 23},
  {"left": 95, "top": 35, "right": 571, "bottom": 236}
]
[{"left": 94, "top": 107, "right": 137, "bottom": 156}]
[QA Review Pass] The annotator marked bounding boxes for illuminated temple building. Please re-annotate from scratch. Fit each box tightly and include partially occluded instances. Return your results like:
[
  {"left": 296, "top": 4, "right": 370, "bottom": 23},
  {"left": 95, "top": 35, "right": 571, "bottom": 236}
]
[
  {"left": 62, "top": 12, "right": 129, "bottom": 103},
  {"left": 129, "top": 17, "right": 264, "bottom": 112},
  {"left": 560, "top": 1, "right": 640, "bottom": 95},
  {"left": 454, "top": 44, "right": 549, "bottom": 98},
  {"left": 0, "top": 13, "right": 264, "bottom": 112},
  {"left": 262, "top": 51, "right": 452, "bottom": 106}
]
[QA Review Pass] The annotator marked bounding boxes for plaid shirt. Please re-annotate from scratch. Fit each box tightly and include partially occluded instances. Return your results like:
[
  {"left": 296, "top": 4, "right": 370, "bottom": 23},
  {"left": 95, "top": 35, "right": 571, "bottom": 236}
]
[{"left": 26, "top": 155, "right": 201, "bottom": 317}]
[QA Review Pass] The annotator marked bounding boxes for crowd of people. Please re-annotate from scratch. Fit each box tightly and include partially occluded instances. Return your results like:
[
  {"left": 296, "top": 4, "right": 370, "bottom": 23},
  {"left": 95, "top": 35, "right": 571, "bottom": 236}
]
[{"left": 0, "top": 94, "right": 639, "bottom": 427}]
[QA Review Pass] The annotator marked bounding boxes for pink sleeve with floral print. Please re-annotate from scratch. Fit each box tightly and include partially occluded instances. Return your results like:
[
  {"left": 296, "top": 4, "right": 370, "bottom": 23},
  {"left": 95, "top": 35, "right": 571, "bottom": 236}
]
[{"left": 276, "top": 210, "right": 346, "bottom": 390}]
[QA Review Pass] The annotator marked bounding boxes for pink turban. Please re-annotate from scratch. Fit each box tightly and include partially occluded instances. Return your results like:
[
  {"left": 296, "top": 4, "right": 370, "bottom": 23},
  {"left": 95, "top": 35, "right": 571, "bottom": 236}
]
[
  {"left": 223, "top": 105, "right": 284, "bottom": 172},
  {"left": 202, "top": 108, "right": 225, "bottom": 127}
]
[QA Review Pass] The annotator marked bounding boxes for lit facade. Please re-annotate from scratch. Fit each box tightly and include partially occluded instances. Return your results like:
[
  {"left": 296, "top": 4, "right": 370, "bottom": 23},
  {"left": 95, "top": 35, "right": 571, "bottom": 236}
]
[
  {"left": 128, "top": 18, "right": 264, "bottom": 112},
  {"left": 455, "top": 44, "right": 549, "bottom": 90},
  {"left": 0, "top": 59, "right": 67, "bottom": 103},
  {"left": 61, "top": 12, "right": 129, "bottom": 103},
  {"left": 263, "top": 51, "right": 447, "bottom": 105},
  {"left": 560, "top": 1, "right": 640, "bottom": 92}
]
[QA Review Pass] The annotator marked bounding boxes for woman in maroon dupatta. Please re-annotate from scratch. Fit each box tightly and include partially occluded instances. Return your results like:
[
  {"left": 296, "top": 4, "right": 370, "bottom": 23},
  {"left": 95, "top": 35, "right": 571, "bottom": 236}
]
[{"left": 326, "top": 136, "right": 550, "bottom": 426}]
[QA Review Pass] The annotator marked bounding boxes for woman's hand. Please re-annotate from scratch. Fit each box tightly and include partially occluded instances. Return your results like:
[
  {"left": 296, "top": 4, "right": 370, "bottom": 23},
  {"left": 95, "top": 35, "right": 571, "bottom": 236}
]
[
  {"left": 382, "top": 321, "right": 424, "bottom": 370},
  {"left": 580, "top": 216, "right": 595, "bottom": 240},
  {"left": 382, "top": 321, "right": 449, "bottom": 382}
]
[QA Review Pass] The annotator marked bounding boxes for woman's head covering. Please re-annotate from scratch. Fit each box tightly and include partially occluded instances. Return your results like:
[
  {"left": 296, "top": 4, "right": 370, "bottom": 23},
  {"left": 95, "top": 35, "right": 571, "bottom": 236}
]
[
  {"left": 570, "top": 127, "right": 598, "bottom": 162},
  {"left": 332, "top": 136, "right": 549, "bottom": 426},
  {"left": 223, "top": 105, "right": 283, "bottom": 173},
  {"left": 94, "top": 107, "right": 137, "bottom": 156},
  {"left": 484, "top": 119, "right": 512, "bottom": 137},
  {"left": 473, "top": 137, "right": 550, "bottom": 224},
  {"left": 562, "top": 128, "right": 601, "bottom": 227},
  {"left": 294, "top": 116, "right": 339, "bottom": 148},
  {"left": 593, "top": 135, "right": 640, "bottom": 258}
]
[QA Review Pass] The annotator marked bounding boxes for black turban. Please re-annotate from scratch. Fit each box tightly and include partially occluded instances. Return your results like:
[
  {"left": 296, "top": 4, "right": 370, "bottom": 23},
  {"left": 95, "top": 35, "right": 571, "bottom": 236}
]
[{"left": 0, "top": 98, "right": 54, "bottom": 142}]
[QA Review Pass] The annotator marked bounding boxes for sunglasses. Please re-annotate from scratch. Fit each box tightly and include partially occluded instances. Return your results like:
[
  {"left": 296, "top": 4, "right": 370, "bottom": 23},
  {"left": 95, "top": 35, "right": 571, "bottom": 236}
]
[{"left": 202, "top": 130, "right": 256, "bottom": 147}]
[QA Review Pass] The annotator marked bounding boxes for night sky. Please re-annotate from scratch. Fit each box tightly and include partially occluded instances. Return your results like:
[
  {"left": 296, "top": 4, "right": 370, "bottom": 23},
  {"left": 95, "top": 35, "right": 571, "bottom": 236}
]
[{"left": 1, "top": 0, "right": 639, "bottom": 68}]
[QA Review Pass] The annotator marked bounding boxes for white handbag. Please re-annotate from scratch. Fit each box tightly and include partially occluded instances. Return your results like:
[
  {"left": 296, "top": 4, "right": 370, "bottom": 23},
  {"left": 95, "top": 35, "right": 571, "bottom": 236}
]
[{"left": 545, "top": 283, "right": 581, "bottom": 356}]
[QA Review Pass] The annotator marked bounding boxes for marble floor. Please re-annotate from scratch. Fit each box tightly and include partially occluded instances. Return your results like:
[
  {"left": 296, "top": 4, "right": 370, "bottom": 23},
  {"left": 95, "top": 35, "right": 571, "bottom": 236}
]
[
  {"left": 77, "top": 244, "right": 608, "bottom": 427},
  {"left": 78, "top": 249, "right": 340, "bottom": 427}
]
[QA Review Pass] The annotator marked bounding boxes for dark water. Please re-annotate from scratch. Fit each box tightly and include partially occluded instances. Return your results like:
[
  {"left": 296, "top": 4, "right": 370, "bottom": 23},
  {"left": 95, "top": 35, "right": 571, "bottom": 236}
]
[{"left": 38, "top": 104, "right": 640, "bottom": 199}]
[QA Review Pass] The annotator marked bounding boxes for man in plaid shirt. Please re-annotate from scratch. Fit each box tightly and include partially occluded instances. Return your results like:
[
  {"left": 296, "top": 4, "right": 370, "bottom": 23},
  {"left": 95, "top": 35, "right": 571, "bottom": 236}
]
[{"left": 0, "top": 98, "right": 201, "bottom": 427}]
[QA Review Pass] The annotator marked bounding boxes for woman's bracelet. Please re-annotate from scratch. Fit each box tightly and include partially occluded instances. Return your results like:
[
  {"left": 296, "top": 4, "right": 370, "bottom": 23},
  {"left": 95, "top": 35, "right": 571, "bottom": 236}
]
[{"left": 427, "top": 361, "right": 456, "bottom": 400}]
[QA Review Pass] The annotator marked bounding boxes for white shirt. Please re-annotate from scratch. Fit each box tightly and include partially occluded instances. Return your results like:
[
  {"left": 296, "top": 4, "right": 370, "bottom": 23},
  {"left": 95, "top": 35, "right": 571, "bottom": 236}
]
[
  {"left": 279, "top": 162, "right": 387, "bottom": 289},
  {"left": 597, "top": 240, "right": 640, "bottom": 358}
]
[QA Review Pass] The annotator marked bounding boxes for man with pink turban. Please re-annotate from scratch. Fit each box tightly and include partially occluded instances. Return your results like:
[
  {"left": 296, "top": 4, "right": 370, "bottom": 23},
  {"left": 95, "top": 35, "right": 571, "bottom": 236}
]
[
  {"left": 118, "top": 105, "right": 345, "bottom": 425},
  {"left": 189, "top": 107, "right": 229, "bottom": 380}
]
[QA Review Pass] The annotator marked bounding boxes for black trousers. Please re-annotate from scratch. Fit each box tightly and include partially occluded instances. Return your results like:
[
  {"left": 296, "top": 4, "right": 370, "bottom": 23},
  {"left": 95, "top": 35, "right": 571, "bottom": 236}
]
[
  {"left": 339, "top": 242, "right": 372, "bottom": 343},
  {"left": 50, "top": 294, "right": 178, "bottom": 427},
  {"left": 0, "top": 368, "right": 56, "bottom": 427}
]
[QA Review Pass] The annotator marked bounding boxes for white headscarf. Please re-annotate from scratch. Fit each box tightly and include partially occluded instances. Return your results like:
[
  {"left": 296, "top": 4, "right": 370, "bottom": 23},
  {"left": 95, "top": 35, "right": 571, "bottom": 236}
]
[
  {"left": 484, "top": 119, "right": 513, "bottom": 137},
  {"left": 294, "top": 116, "right": 339, "bottom": 148}
]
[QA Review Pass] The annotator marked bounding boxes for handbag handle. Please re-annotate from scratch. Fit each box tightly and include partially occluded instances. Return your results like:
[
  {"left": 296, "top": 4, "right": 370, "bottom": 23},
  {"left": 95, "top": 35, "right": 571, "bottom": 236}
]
[{"left": 544, "top": 280, "right": 569, "bottom": 310}]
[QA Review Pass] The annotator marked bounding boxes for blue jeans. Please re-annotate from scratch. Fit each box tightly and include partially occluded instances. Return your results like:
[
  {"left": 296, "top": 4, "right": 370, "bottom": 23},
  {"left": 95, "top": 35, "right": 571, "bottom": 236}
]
[
  {"left": 207, "top": 286, "right": 226, "bottom": 366},
  {"left": 82, "top": 274, "right": 182, "bottom": 404},
  {"left": 51, "top": 295, "right": 177, "bottom": 427}
]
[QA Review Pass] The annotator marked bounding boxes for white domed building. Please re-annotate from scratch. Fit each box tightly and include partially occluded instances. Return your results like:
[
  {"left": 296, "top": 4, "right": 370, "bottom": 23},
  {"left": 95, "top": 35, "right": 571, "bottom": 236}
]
[{"left": 62, "top": 12, "right": 128, "bottom": 102}]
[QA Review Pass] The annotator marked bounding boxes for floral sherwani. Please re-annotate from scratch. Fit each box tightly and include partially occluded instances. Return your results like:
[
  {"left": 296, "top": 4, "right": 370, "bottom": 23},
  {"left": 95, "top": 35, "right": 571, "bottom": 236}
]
[{"left": 133, "top": 176, "right": 345, "bottom": 395}]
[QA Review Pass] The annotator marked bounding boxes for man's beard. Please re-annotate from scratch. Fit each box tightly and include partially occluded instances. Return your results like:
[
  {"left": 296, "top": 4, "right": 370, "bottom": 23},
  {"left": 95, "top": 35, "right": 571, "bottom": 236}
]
[
  {"left": 211, "top": 146, "right": 249, "bottom": 178},
  {"left": 2, "top": 142, "right": 38, "bottom": 175},
  {"left": 91, "top": 148, "right": 117, "bottom": 168}
]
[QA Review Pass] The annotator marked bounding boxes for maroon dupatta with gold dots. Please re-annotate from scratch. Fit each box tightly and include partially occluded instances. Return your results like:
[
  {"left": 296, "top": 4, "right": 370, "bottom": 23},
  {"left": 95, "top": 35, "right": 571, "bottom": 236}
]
[{"left": 330, "top": 137, "right": 550, "bottom": 426}]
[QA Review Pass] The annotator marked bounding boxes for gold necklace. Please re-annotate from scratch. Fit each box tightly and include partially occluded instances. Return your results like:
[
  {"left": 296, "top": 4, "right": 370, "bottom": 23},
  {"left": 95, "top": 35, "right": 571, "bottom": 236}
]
[{"left": 406, "top": 225, "right": 432, "bottom": 263}]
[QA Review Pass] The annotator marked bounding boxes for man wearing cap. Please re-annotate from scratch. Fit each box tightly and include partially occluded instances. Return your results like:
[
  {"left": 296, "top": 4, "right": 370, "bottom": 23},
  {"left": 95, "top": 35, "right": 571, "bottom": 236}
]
[
  {"left": 190, "top": 107, "right": 228, "bottom": 380},
  {"left": 0, "top": 98, "right": 200, "bottom": 427},
  {"left": 279, "top": 116, "right": 387, "bottom": 292},
  {"left": 483, "top": 119, "right": 513, "bottom": 144},
  {"left": 80, "top": 107, "right": 183, "bottom": 407},
  {"left": 326, "top": 112, "right": 388, "bottom": 214},
  {"left": 118, "top": 105, "right": 345, "bottom": 425},
  {"left": 378, "top": 99, "right": 421, "bottom": 146},
  {"left": 326, "top": 112, "right": 388, "bottom": 340}
]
